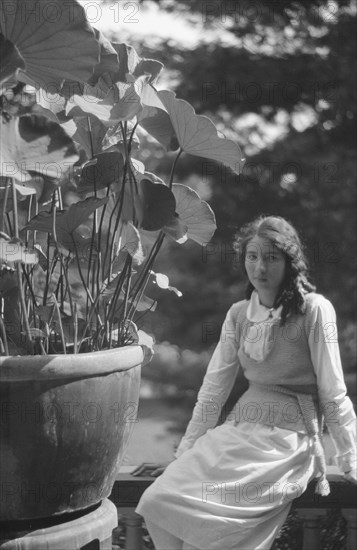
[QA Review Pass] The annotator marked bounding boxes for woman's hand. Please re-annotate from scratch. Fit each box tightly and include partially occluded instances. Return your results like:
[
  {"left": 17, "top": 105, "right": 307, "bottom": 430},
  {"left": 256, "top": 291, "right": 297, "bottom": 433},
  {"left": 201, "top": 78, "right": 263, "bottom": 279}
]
[
  {"left": 344, "top": 468, "right": 357, "bottom": 485},
  {"left": 131, "top": 460, "right": 175, "bottom": 477}
]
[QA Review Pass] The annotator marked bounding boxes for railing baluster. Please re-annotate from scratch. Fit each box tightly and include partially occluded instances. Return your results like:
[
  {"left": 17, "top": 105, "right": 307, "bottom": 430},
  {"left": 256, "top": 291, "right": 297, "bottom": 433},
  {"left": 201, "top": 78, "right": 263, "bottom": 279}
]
[
  {"left": 295, "top": 508, "right": 326, "bottom": 550},
  {"left": 111, "top": 466, "right": 357, "bottom": 549},
  {"left": 125, "top": 512, "right": 144, "bottom": 550},
  {"left": 342, "top": 508, "right": 357, "bottom": 550}
]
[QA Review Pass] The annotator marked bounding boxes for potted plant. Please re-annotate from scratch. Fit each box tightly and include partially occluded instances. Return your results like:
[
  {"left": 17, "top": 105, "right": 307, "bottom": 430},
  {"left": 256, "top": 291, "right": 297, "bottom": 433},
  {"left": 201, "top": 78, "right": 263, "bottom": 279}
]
[{"left": 0, "top": 0, "right": 243, "bottom": 521}]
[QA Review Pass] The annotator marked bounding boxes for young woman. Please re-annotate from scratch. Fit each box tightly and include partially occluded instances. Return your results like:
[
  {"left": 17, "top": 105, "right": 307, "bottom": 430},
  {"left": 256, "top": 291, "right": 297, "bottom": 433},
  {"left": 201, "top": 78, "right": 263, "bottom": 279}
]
[{"left": 133, "top": 216, "right": 357, "bottom": 550}]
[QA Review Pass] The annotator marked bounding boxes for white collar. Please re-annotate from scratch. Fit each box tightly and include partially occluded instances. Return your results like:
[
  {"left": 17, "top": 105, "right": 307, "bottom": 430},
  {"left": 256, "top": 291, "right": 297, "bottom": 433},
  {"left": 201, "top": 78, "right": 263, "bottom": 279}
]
[{"left": 246, "top": 290, "right": 282, "bottom": 322}]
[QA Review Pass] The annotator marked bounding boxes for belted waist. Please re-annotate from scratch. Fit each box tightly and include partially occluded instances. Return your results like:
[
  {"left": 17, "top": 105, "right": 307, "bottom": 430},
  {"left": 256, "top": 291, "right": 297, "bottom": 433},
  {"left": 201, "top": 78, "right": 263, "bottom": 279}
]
[
  {"left": 237, "top": 381, "right": 330, "bottom": 496},
  {"left": 234, "top": 383, "right": 312, "bottom": 433},
  {"left": 248, "top": 381, "right": 320, "bottom": 433}
]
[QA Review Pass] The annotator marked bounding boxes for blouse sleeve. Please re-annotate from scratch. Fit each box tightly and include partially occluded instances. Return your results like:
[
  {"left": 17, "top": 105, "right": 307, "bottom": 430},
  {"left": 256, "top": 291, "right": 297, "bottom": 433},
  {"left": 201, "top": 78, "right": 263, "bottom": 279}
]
[
  {"left": 174, "top": 304, "right": 241, "bottom": 458},
  {"left": 308, "top": 295, "right": 357, "bottom": 473}
]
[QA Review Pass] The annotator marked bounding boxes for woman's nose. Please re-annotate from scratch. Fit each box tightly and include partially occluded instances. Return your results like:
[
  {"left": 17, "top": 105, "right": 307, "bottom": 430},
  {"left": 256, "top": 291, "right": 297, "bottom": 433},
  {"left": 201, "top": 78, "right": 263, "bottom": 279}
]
[{"left": 256, "top": 258, "right": 267, "bottom": 273}]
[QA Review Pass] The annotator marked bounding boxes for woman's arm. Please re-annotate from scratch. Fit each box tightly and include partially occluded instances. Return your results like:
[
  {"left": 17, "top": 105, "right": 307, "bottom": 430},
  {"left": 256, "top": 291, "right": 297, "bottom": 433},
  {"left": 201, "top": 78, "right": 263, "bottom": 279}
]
[
  {"left": 308, "top": 295, "right": 357, "bottom": 480},
  {"left": 174, "top": 303, "right": 242, "bottom": 458}
]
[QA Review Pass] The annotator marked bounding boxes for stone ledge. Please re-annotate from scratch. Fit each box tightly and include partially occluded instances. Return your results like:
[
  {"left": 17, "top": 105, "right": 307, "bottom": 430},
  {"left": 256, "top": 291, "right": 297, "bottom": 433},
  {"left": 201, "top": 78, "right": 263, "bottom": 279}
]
[{"left": 110, "top": 465, "right": 357, "bottom": 509}]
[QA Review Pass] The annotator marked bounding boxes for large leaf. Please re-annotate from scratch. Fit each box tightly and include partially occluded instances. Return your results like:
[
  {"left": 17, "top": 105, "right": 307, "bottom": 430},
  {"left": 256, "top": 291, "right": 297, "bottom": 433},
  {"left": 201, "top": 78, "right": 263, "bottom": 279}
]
[
  {"left": 34, "top": 263, "right": 90, "bottom": 321},
  {"left": 120, "top": 222, "right": 145, "bottom": 265},
  {"left": 138, "top": 105, "right": 179, "bottom": 151},
  {"left": 68, "top": 113, "right": 107, "bottom": 158},
  {"left": 140, "top": 84, "right": 168, "bottom": 111},
  {"left": 158, "top": 90, "right": 244, "bottom": 174},
  {"left": 163, "top": 214, "right": 188, "bottom": 243},
  {"left": 67, "top": 75, "right": 148, "bottom": 126},
  {"left": 135, "top": 294, "right": 157, "bottom": 312},
  {"left": 171, "top": 184, "right": 217, "bottom": 246},
  {"left": 103, "top": 222, "right": 144, "bottom": 282},
  {"left": 137, "top": 85, "right": 179, "bottom": 151},
  {"left": 100, "top": 291, "right": 156, "bottom": 322},
  {"left": 102, "top": 121, "right": 140, "bottom": 153},
  {"left": 14, "top": 177, "right": 43, "bottom": 198},
  {"left": 0, "top": 33, "right": 25, "bottom": 90},
  {"left": 0, "top": 114, "right": 79, "bottom": 182},
  {"left": 140, "top": 179, "right": 176, "bottom": 231},
  {"left": 56, "top": 198, "right": 110, "bottom": 235},
  {"left": 26, "top": 197, "right": 108, "bottom": 249},
  {"left": 0, "top": 0, "right": 99, "bottom": 88},
  {"left": 79, "top": 152, "right": 124, "bottom": 192},
  {"left": 99, "top": 187, "right": 142, "bottom": 243},
  {"left": 89, "top": 29, "right": 120, "bottom": 85},
  {"left": 111, "top": 42, "right": 163, "bottom": 84},
  {"left": 137, "top": 84, "right": 180, "bottom": 151},
  {"left": 33, "top": 88, "right": 68, "bottom": 122}
]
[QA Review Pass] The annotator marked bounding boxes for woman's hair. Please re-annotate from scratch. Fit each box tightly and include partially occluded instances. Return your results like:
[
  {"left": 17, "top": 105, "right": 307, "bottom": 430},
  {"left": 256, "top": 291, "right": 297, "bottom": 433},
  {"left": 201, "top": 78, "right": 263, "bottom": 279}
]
[{"left": 233, "top": 215, "right": 316, "bottom": 324}]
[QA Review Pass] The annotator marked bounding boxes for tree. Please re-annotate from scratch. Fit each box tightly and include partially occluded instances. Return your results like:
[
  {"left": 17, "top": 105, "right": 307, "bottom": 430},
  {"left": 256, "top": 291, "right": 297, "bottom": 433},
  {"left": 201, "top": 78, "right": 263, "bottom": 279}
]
[{"left": 100, "top": 0, "right": 356, "bottom": 383}]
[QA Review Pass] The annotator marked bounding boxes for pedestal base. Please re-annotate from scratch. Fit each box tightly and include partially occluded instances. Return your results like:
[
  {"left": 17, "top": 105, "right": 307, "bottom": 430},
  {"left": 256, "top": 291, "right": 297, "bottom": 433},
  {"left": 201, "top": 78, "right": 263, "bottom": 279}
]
[{"left": 0, "top": 499, "right": 117, "bottom": 550}]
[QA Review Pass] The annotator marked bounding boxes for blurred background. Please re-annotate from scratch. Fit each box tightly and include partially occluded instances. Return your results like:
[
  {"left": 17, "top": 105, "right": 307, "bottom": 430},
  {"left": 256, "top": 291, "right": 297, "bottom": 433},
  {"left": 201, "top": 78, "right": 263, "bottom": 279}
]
[{"left": 84, "top": 0, "right": 356, "bottom": 463}]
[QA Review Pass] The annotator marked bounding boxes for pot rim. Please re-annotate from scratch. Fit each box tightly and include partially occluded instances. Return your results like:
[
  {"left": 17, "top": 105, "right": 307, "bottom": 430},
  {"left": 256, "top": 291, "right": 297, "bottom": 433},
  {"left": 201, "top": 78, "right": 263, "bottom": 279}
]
[{"left": 0, "top": 345, "right": 144, "bottom": 382}]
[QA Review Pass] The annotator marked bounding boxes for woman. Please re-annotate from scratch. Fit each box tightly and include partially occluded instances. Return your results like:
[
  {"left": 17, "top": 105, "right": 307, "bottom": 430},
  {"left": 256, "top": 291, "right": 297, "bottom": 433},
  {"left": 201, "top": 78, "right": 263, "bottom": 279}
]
[{"left": 133, "top": 216, "right": 357, "bottom": 550}]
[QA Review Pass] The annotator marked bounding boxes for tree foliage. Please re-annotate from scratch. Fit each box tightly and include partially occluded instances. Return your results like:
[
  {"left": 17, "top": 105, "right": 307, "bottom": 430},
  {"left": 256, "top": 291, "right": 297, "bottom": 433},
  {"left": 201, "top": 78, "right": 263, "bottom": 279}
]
[{"left": 102, "top": 0, "right": 356, "bottom": 385}]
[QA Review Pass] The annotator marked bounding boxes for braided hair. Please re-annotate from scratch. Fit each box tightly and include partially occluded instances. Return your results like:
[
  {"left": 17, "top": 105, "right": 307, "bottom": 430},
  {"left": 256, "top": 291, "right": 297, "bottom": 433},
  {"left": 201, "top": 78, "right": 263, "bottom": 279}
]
[{"left": 233, "top": 215, "right": 316, "bottom": 325}]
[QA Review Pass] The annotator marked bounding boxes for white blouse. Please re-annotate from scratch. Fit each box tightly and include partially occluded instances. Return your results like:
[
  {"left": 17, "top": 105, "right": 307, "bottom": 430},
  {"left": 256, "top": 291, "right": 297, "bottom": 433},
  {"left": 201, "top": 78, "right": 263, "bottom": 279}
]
[
  {"left": 175, "top": 292, "right": 357, "bottom": 474},
  {"left": 243, "top": 290, "right": 283, "bottom": 361}
]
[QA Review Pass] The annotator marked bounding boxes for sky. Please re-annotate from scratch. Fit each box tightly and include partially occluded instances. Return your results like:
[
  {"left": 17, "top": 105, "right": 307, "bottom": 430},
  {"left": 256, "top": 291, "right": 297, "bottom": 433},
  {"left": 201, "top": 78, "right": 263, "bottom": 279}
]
[
  {"left": 78, "top": 0, "right": 243, "bottom": 49},
  {"left": 75, "top": 1, "right": 343, "bottom": 171}
]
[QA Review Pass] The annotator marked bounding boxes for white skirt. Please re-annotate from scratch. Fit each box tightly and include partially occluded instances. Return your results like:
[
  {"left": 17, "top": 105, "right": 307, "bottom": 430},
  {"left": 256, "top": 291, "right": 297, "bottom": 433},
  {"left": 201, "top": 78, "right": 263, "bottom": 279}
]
[{"left": 136, "top": 422, "right": 319, "bottom": 550}]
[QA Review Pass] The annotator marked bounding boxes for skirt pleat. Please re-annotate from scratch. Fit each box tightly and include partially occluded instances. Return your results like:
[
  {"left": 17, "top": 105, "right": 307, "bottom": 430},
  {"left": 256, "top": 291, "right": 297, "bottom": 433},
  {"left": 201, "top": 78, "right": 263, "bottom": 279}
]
[{"left": 136, "top": 422, "right": 318, "bottom": 550}]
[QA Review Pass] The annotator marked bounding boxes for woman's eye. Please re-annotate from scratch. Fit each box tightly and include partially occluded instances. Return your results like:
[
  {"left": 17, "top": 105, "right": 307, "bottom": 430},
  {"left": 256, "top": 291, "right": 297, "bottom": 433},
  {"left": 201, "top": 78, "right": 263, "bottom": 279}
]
[
  {"left": 246, "top": 253, "right": 257, "bottom": 261},
  {"left": 267, "top": 253, "right": 282, "bottom": 261}
]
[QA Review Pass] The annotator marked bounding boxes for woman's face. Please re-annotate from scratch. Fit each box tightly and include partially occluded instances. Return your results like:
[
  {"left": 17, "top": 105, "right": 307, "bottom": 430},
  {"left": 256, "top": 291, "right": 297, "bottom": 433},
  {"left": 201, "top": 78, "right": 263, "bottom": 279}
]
[{"left": 244, "top": 236, "right": 286, "bottom": 299}]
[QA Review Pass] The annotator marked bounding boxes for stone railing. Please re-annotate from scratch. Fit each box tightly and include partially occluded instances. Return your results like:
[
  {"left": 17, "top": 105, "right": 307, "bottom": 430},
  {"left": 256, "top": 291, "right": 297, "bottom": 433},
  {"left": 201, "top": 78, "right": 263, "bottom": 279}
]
[{"left": 110, "top": 466, "right": 357, "bottom": 550}]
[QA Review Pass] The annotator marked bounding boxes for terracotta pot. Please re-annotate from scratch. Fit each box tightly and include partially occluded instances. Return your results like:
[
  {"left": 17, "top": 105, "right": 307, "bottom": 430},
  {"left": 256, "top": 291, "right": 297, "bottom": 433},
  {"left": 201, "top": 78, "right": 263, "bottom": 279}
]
[{"left": 0, "top": 345, "right": 144, "bottom": 521}]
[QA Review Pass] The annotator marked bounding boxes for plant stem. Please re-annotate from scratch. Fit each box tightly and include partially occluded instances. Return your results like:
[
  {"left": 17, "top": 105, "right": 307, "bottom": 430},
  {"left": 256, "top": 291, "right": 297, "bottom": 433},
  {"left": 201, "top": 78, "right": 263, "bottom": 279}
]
[
  {"left": 0, "top": 178, "right": 10, "bottom": 233},
  {"left": 76, "top": 283, "right": 105, "bottom": 351},
  {"left": 16, "top": 261, "right": 34, "bottom": 353},
  {"left": 11, "top": 179, "right": 19, "bottom": 239},
  {"left": 86, "top": 115, "right": 100, "bottom": 322},
  {"left": 169, "top": 148, "right": 183, "bottom": 189},
  {"left": 22, "top": 266, "right": 37, "bottom": 311},
  {"left": 11, "top": 179, "right": 34, "bottom": 354},
  {"left": 52, "top": 294, "right": 66, "bottom": 354},
  {"left": 87, "top": 115, "right": 96, "bottom": 165},
  {"left": 106, "top": 122, "right": 131, "bottom": 278},
  {"left": 73, "top": 302, "right": 78, "bottom": 354},
  {"left": 71, "top": 235, "right": 102, "bottom": 326},
  {"left": 97, "top": 187, "right": 110, "bottom": 281},
  {"left": 43, "top": 233, "right": 51, "bottom": 305},
  {"left": 51, "top": 199, "right": 74, "bottom": 318},
  {"left": 0, "top": 315, "right": 9, "bottom": 355},
  {"left": 126, "top": 240, "right": 158, "bottom": 312},
  {"left": 102, "top": 179, "right": 126, "bottom": 281},
  {"left": 107, "top": 257, "right": 129, "bottom": 332},
  {"left": 128, "top": 122, "right": 138, "bottom": 152},
  {"left": 118, "top": 255, "right": 132, "bottom": 344},
  {"left": 126, "top": 147, "right": 182, "bottom": 318},
  {"left": 126, "top": 232, "right": 164, "bottom": 320},
  {"left": 127, "top": 148, "right": 183, "bottom": 317},
  {"left": 103, "top": 121, "right": 139, "bottom": 282}
]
